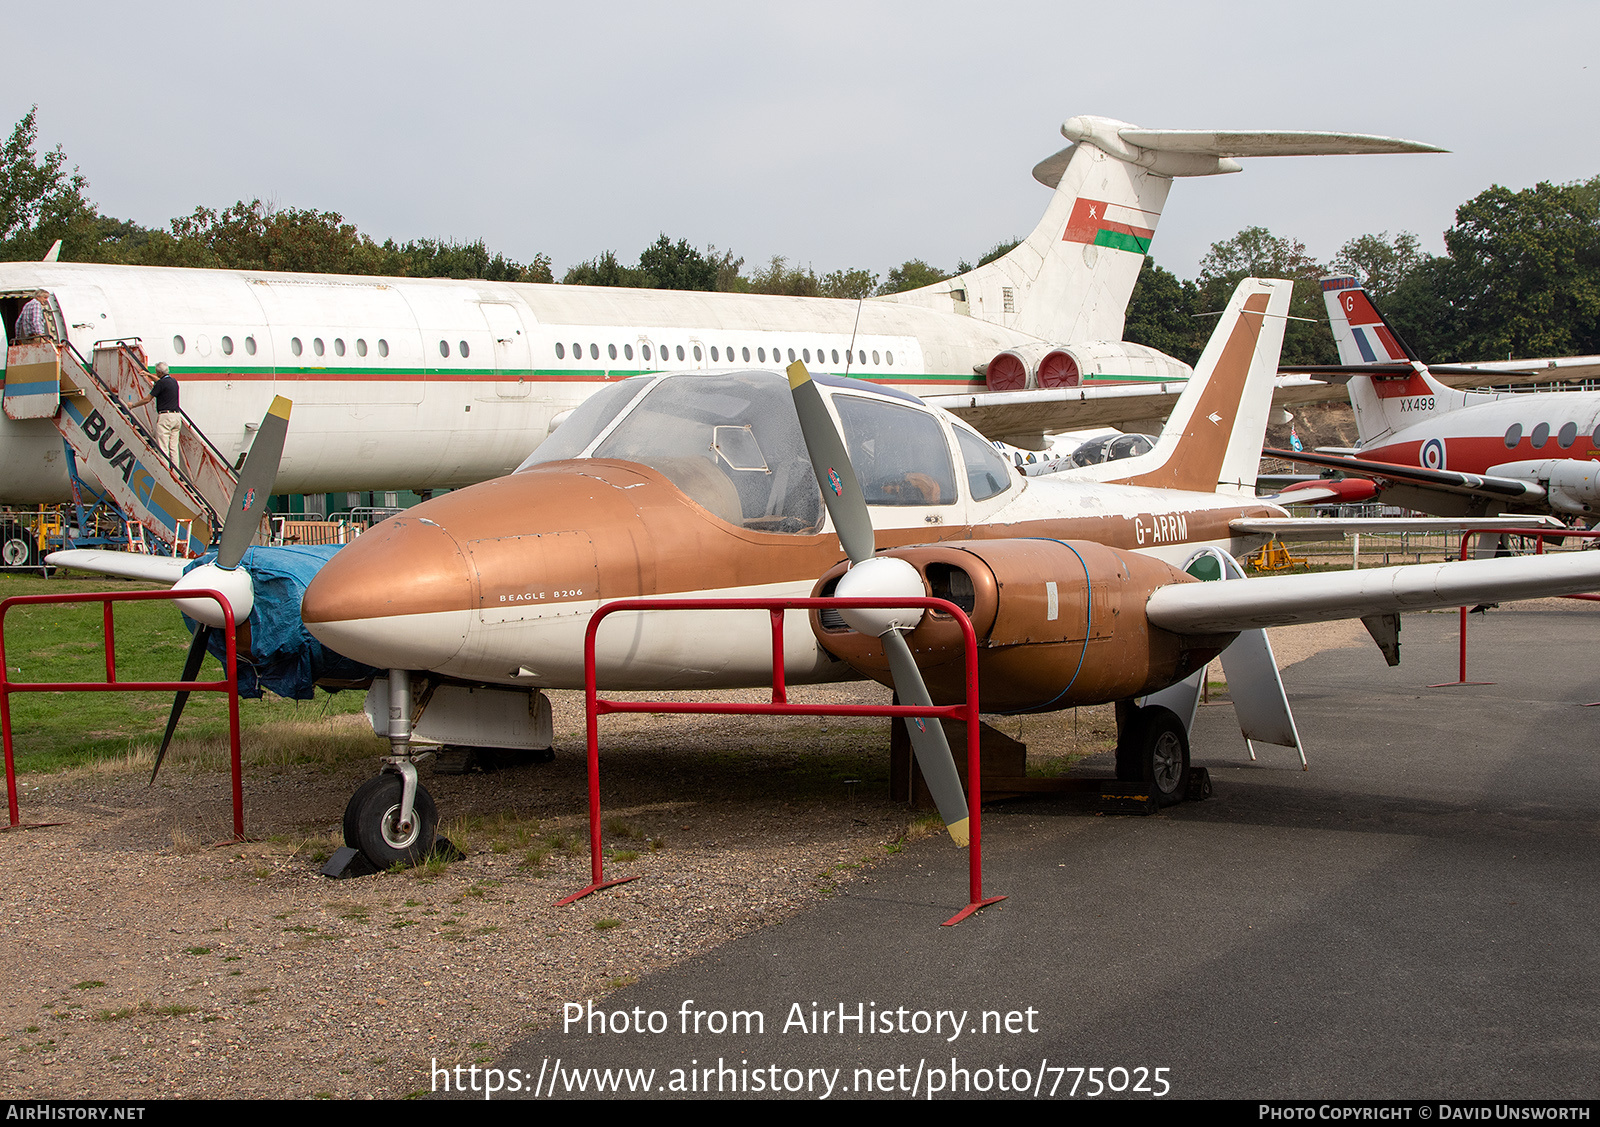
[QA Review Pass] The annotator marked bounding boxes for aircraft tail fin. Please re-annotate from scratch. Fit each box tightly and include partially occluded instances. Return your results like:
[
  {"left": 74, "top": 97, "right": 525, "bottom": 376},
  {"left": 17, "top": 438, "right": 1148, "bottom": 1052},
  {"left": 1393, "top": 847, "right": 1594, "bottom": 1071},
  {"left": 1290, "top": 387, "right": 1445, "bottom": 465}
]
[
  {"left": 876, "top": 117, "right": 1442, "bottom": 351},
  {"left": 1083, "top": 277, "right": 1293, "bottom": 493},
  {"left": 1321, "top": 275, "right": 1463, "bottom": 446}
]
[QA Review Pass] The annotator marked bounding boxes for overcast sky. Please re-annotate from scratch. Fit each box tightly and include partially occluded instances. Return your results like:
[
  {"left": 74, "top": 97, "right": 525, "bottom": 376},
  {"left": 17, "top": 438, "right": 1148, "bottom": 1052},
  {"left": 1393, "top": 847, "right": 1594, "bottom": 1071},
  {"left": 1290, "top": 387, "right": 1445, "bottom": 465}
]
[{"left": 7, "top": 1, "right": 1597, "bottom": 281}]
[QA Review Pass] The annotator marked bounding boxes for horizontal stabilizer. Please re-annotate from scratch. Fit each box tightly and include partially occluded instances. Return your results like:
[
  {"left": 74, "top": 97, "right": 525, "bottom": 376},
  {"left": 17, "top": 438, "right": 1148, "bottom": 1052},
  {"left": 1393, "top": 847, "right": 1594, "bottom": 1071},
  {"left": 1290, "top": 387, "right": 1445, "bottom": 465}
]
[
  {"left": 46, "top": 549, "right": 191, "bottom": 583},
  {"left": 1147, "top": 553, "right": 1600, "bottom": 635},
  {"left": 1118, "top": 129, "right": 1446, "bottom": 158}
]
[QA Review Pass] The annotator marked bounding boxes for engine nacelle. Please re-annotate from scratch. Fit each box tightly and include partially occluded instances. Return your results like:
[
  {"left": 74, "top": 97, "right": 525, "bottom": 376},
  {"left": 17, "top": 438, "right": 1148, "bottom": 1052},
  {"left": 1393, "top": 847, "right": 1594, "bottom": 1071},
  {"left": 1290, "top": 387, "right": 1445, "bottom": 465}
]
[
  {"left": 1488, "top": 459, "right": 1600, "bottom": 515},
  {"left": 984, "top": 340, "right": 1193, "bottom": 393},
  {"left": 810, "top": 539, "right": 1234, "bottom": 712}
]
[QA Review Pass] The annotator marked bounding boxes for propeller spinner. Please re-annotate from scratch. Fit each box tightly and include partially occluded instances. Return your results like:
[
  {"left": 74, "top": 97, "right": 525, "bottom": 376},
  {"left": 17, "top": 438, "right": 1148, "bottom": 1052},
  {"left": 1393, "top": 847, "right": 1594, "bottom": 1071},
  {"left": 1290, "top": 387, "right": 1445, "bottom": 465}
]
[{"left": 786, "top": 361, "right": 971, "bottom": 846}]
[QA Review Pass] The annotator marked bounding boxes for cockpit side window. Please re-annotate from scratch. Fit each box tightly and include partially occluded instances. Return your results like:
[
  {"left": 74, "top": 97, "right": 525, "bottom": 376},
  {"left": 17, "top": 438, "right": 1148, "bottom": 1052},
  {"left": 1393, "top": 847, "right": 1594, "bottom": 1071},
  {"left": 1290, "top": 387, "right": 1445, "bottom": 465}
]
[
  {"left": 833, "top": 394, "right": 957, "bottom": 506},
  {"left": 955, "top": 427, "right": 1014, "bottom": 501},
  {"left": 515, "top": 377, "right": 652, "bottom": 470}
]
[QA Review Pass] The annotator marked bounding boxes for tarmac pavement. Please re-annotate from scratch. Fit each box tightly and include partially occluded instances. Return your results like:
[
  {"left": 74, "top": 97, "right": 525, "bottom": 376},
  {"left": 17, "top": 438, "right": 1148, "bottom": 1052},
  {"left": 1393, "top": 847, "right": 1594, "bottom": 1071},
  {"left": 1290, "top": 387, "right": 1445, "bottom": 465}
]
[{"left": 488, "top": 602, "right": 1600, "bottom": 1100}]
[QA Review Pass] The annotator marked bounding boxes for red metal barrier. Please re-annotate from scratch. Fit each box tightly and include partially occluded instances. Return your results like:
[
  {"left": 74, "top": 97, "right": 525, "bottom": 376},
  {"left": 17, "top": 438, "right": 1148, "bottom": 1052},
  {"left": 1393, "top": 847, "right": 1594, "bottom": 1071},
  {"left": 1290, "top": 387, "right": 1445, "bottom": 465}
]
[
  {"left": 0, "top": 590, "right": 243, "bottom": 838},
  {"left": 1431, "top": 528, "right": 1600, "bottom": 689},
  {"left": 569, "top": 596, "right": 1005, "bottom": 927}
]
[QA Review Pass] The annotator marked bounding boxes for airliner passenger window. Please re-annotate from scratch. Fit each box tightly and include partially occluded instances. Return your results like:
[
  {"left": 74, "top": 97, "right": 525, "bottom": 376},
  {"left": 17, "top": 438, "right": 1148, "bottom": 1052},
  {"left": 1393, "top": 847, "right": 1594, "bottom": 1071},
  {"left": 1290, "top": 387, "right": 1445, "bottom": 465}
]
[
  {"left": 245, "top": 336, "right": 257, "bottom": 355},
  {"left": 886, "top": 351, "right": 894, "bottom": 365},
  {"left": 314, "top": 338, "right": 325, "bottom": 356},
  {"left": 334, "top": 338, "right": 345, "bottom": 357},
  {"left": 743, "top": 347, "right": 751, "bottom": 362},
  {"left": 440, "top": 340, "right": 450, "bottom": 358},
  {"left": 757, "top": 348, "right": 766, "bottom": 362},
  {"left": 460, "top": 341, "right": 469, "bottom": 358},
  {"left": 1505, "top": 424, "right": 1522, "bottom": 448},
  {"left": 555, "top": 342, "right": 565, "bottom": 359},
  {"left": 693, "top": 346, "right": 702, "bottom": 361},
  {"left": 676, "top": 346, "right": 685, "bottom": 361},
  {"left": 711, "top": 347, "right": 719, "bottom": 361},
  {"left": 956, "top": 428, "right": 1014, "bottom": 501},
  {"left": 378, "top": 339, "right": 389, "bottom": 357},
  {"left": 832, "top": 350, "right": 839, "bottom": 364},
  {"left": 1559, "top": 422, "right": 1578, "bottom": 448},
  {"left": 221, "top": 336, "right": 233, "bottom": 355},
  {"left": 1532, "top": 422, "right": 1550, "bottom": 448},
  {"left": 624, "top": 344, "right": 633, "bottom": 360},
  {"left": 642, "top": 344, "right": 652, "bottom": 360},
  {"left": 608, "top": 343, "right": 618, "bottom": 360},
  {"left": 589, "top": 343, "right": 599, "bottom": 360},
  {"left": 833, "top": 395, "right": 957, "bottom": 506},
  {"left": 173, "top": 335, "right": 186, "bottom": 354},
  {"left": 356, "top": 339, "right": 367, "bottom": 357},
  {"left": 291, "top": 337, "right": 302, "bottom": 356}
]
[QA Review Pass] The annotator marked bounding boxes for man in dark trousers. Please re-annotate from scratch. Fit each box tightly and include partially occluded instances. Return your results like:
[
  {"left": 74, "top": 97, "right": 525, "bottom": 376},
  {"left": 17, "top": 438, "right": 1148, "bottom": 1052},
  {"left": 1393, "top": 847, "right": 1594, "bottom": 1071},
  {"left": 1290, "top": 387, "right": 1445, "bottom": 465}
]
[{"left": 131, "top": 362, "right": 182, "bottom": 466}]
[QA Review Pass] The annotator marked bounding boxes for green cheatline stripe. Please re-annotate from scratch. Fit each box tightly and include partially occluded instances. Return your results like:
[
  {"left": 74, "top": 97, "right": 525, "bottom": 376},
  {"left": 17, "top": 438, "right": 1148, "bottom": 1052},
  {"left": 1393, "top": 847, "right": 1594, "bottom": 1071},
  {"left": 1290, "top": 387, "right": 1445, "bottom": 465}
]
[
  {"left": 1081, "top": 372, "right": 1185, "bottom": 384},
  {"left": 171, "top": 365, "right": 986, "bottom": 383},
  {"left": 1093, "top": 230, "right": 1152, "bottom": 254}
]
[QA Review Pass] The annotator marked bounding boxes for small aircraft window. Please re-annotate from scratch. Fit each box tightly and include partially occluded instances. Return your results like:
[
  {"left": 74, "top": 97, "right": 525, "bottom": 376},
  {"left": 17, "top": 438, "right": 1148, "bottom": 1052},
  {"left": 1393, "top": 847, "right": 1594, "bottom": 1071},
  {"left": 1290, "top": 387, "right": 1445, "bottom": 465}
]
[
  {"left": 676, "top": 345, "right": 686, "bottom": 361},
  {"left": 517, "top": 377, "right": 653, "bottom": 469},
  {"left": 291, "top": 337, "right": 303, "bottom": 357},
  {"left": 608, "top": 343, "right": 618, "bottom": 361},
  {"left": 173, "top": 335, "right": 186, "bottom": 355},
  {"left": 440, "top": 340, "right": 451, "bottom": 358},
  {"left": 1559, "top": 422, "right": 1578, "bottom": 449},
  {"left": 624, "top": 343, "right": 634, "bottom": 361},
  {"left": 832, "top": 349, "right": 840, "bottom": 364},
  {"left": 757, "top": 347, "right": 766, "bottom": 363},
  {"left": 743, "top": 347, "right": 751, "bottom": 362},
  {"left": 786, "top": 348, "right": 795, "bottom": 363},
  {"left": 693, "top": 346, "right": 702, "bottom": 361},
  {"left": 590, "top": 343, "right": 599, "bottom": 360},
  {"left": 803, "top": 348, "right": 811, "bottom": 364},
  {"left": 245, "top": 336, "right": 257, "bottom": 356},
  {"left": 833, "top": 394, "right": 957, "bottom": 506},
  {"left": 872, "top": 350, "right": 880, "bottom": 365},
  {"left": 314, "top": 338, "right": 326, "bottom": 357},
  {"left": 886, "top": 351, "right": 894, "bottom": 366},
  {"left": 711, "top": 346, "right": 719, "bottom": 362},
  {"left": 572, "top": 341, "right": 581, "bottom": 358},
  {"left": 555, "top": 342, "right": 565, "bottom": 359},
  {"left": 712, "top": 425, "right": 768, "bottom": 471},
  {"left": 356, "top": 338, "right": 367, "bottom": 357},
  {"left": 334, "top": 338, "right": 345, "bottom": 357},
  {"left": 1532, "top": 422, "right": 1550, "bottom": 448},
  {"left": 378, "top": 339, "right": 389, "bottom": 358},
  {"left": 221, "top": 336, "right": 233, "bottom": 356},
  {"left": 1504, "top": 423, "right": 1522, "bottom": 448},
  {"left": 642, "top": 344, "right": 652, "bottom": 361},
  {"left": 956, "top": 427, "right": 1014, "bottom": 502},
  {"left": 858, "top": 350, "right": 867, "bottom": 365},
  {"left": 460, "top": 340, "right": 470, "bottom": 358}
]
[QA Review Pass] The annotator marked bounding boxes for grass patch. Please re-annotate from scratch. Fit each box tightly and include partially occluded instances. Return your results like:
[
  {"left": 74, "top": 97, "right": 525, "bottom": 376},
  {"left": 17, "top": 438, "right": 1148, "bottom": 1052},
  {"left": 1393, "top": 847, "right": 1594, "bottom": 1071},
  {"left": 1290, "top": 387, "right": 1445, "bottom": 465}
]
[
  {"left": 183, "top": 946, "right": 211, "bottom": 956},
  {"left": 593, "top": 918, "right": 622, "bottom": 931},
  {"left": 610, "top": 850, "right": 639, "bottom": 863},
  {"left": 0, "top": 572, "right": 372, "bottom": 773},
  {"left": 71, "top": 981, "right": 104, "bottom": 990}
]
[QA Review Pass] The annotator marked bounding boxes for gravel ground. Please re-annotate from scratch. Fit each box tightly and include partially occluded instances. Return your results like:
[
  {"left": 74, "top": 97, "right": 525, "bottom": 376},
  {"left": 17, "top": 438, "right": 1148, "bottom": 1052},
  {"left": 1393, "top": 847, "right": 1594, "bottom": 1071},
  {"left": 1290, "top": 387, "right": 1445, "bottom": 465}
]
[{"left": 0, "top": 620, "right": 1365, "bottom": 1099}]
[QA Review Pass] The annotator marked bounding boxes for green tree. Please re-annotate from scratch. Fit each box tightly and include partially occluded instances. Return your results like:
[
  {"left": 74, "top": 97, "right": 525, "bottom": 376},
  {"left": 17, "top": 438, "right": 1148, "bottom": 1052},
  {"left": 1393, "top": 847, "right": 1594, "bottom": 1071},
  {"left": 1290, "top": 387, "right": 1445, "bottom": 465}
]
[
  {"left": 1123, "top": 257, "right": 1205, "bottom": 364},
  {"left": 877, "top": 259, "right": 948, "bottom": 295},
  {"left": 637, "top": 234, "right": 718, "bottom": 291},
  {"left": 748, "top": 255, "right": 819, "bottom": 296},
  {"left": 1196, "top": 226, "right": 1334, "bottom": 365},
  {"left": 395, "top": 237, "right": 552, "bottom": 283},
  {"left": 154, "top": 199, "right": 394, "bottom": 274},
  {"left": 1441, "top": 177, "right": 1600, "bottom": 359},
  {"left": 1332, "top": 231, "right": 1426, "bottom": 302},
  {"left": 562, "top": 250, "right": 647, "bottom": 287},
  {"left": 0, "top": 106, "right": 101, "bottom": 261},
  {"left": 818, "top": 267, "right": 878, "bottom": 299}
]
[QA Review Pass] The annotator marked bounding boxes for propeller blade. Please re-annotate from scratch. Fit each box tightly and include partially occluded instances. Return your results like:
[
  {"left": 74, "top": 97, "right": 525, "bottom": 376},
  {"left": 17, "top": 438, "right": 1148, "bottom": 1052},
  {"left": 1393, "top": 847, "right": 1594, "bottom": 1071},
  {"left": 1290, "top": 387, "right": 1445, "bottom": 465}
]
[
  {"left": 151, "top": 624, "right": 213, "bottom": 785},
  {"left": 787, "top": 361, "right": 875, "bottom": 565},
  {"left": 216, "top": 396, "right": 292, "bottom": 570},
  {"left": 882, "top": 630, "right": 970, "bottom": 846}
]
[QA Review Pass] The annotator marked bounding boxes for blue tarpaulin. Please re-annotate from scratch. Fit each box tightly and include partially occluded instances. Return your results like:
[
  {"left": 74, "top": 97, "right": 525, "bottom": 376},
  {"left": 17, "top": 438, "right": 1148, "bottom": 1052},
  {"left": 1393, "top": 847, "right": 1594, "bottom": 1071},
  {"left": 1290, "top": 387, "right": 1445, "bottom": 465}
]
[{"left": 182, "top": 545, "right": 379, "bottom": 699}]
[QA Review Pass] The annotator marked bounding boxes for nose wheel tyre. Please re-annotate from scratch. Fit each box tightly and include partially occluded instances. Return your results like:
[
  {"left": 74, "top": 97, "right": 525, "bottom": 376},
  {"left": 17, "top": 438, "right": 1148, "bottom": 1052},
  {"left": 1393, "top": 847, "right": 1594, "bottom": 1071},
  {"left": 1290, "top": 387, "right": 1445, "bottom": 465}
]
[
  {"left": 1115, "top": 704, "right": 1190, "bottom": 807},
  {"left": 344, "top": 774, "right": 438, "bottom": 867},
  {"left": 1, "top": 522, "right": 38, "bottom": 570}
]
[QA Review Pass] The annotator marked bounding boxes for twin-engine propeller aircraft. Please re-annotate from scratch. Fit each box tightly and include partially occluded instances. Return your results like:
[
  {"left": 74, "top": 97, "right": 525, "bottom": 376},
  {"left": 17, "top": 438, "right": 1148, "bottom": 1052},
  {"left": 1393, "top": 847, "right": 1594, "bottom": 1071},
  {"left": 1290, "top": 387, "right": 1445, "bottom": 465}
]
[
  {"left": 2, "top": 116, "right": 1443, "bottom": 502},
  {"left": 289, "top": 279, "right": 1597, "bottom": 868},
  {"left": 1269, "top": 277, "right": 1600, "bottom": 519}
]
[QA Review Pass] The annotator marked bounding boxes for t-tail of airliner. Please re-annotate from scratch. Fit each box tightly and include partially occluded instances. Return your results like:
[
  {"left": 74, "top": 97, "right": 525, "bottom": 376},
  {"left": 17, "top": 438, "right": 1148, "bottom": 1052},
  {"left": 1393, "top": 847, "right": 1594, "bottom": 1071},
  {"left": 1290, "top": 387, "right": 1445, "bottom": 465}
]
[
  {"left": 1321, "top": 275, "right": 1473, "bottom": 447},
  {"left": 1064, "top": 277, "right": 1293, "bottom": 494},
  {"left": 881, "top": 120, "right": 1442, "bottom": 382}
]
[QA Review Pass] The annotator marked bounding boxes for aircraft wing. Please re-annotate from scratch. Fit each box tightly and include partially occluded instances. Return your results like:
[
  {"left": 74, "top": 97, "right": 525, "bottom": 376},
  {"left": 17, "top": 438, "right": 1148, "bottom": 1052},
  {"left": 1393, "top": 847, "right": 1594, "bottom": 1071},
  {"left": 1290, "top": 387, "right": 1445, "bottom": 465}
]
[
  {"left": 1231, "top": 515, "right": 1563, "bottom": 540},
  {"left": 46, "top": 549, "right": 192, "bottom": 583},
  {"left": 1263, "top": 448, "right": 1548, "bottom": 507},
  {"left": 927, "top": 383, "right": 1186, "bottom": 441},
  {"left": 1147, "top": 552, "right": 1600, "bottom": 634},
  {"left": 1278, "top": 360, "right": 1600, "bottom": 392}
]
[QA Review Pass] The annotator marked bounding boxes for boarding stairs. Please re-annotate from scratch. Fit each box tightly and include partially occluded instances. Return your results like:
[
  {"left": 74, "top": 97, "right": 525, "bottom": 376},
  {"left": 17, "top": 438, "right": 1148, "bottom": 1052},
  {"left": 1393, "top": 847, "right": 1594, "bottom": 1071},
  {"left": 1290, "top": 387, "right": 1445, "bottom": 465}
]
[{"left": 3, "top": 338, "right": 242, "bottom": 554}]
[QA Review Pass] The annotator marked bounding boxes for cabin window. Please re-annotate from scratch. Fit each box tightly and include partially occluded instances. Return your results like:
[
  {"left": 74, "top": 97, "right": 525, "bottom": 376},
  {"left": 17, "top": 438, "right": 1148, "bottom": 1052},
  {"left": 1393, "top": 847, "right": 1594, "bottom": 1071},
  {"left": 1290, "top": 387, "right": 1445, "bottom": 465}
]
[
  {"left": 1504, "top": 423, "right": 1522, "bottom": 448},
  {"left": 624, "top": 343, "right": 634, "bottom": 361},
  {"left": 356, "top": 338, "right": 367, "bottom": 357},
  {"left": 460, "top": 340, "right": 470, "bottom": 358},
  {"left": 642, "top": 344, "right": 652, "bottom": 361},
  {"left": 173, "top": 335, "right": 186, "bottom": 354},
  {"left": 858, "top": 350, "right": 867, "bottom": 365},
  {"left": 555, "top": 342, "right": 565, "bottom": 359},
  {"left": 378, "top": 339, "right": 389, "bottom": 357},
  {"left": 221, "top": 336, "right": 233, "bottom": 356},
  {"left": 676, "top": 345, "right": 686, "bottom": 361},
  {"left": 245, "top": 336, "right": 257, "bottom": 355},
  {"left": 589, "top": 343, "right": 599, "bottom": 360},
  {"left": 743, "top": 347, "right": 751, "bottom": 362},
  {"left": 757, "top": 347, "right": 766, "bottom": 362},
  {"left": 872, "top": 350, "right": 880, "bottom": 365},
  {"left": 608, "top": 343, "right": 618, "bottom": 361},
  {"left": 833, "top": 394, "right": 958, "bottom": 506},
  {"left": 334, "top": 338, "right": 345, "bottom": 357},
  {"left": 1559, "top": 421, "right": 1578, "bottom": 448},
  {"left": 440, "top": 340, "right": 451, "bottom": 358},
  {"left": 693, "top": 345, "right": 702, "bottom": 361},
  {"left": 802, "top": 348, "right": 810, "bottom": 364},
  {"left": 1531, "top": 422, "right": 1550, "bottom": 448},
  {"left": 314, "top": 337, "right": 325, "bottom": 357},
  {"left": 711, "top": 346, "right": 719, "bottom": 361},
  {"left": 886, "top": 351, "right": 894, "bottom": 365},
  {"left": 291, "top": 337, "right": 302, "bottom": 356},
  {"left": 572, "top": 341, "right": 581, "bottom": 358},
  {"left": 832, "top": 349, "right": 840, "bottom": 364},
  {"left": 956, "top": 427, "right": 1013, "bottom": 501}
]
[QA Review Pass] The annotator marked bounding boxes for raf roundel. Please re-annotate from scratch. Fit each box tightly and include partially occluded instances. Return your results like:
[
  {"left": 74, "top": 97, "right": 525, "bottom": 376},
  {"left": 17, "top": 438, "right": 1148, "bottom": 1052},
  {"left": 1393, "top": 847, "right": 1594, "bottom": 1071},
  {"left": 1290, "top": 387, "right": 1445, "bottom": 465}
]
[{"left": 1421, "top": 438, "right": 1446, "bottom": 470}]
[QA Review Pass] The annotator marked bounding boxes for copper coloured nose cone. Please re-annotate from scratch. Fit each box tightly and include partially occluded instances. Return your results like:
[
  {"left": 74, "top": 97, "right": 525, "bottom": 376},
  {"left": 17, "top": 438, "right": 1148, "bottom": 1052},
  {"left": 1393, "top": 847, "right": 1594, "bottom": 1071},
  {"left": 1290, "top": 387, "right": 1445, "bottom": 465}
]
[{"left": 302, "top": 514, "right": 473, "bottom": 670}]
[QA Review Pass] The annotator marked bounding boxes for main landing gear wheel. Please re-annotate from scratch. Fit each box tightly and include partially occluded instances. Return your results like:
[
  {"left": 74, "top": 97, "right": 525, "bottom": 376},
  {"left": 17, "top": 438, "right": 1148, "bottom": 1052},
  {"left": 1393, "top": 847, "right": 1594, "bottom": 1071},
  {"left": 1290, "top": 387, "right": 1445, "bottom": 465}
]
[
  {"left": 343, "top": 774, "right": 438, "bottom": 867},
  {"left": 0, "top": 522, "right": 38, "bottom": 569},
  {"left": 1115, "top": 704, "right": 1190, "bottom": 807}
]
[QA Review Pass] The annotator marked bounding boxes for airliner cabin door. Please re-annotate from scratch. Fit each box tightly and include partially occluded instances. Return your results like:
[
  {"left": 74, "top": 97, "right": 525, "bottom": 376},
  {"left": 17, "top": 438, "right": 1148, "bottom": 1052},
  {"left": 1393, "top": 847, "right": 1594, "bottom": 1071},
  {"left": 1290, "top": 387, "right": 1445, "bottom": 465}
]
[{"left": 481, "top": 302, "right": 532, "bottom": 399}]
